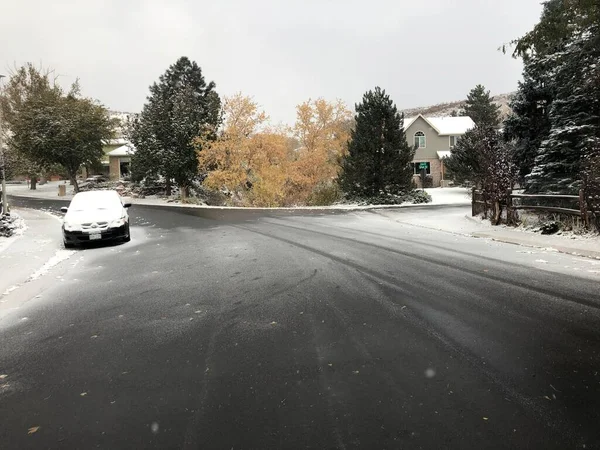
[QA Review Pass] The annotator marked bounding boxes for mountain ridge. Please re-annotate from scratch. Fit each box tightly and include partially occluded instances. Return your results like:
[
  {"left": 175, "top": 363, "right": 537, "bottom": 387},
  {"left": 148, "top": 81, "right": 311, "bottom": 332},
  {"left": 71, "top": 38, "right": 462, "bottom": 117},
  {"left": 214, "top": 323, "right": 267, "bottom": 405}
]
[{"left": 401, "top": 92, "right": 514, "bottom": 119}]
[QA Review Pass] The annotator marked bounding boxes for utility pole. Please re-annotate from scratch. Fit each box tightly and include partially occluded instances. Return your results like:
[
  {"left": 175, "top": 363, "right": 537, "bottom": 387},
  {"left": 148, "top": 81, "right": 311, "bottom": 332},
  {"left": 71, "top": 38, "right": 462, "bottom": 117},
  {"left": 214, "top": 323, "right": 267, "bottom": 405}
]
[{"left": 0, "top": 74, "right": 7, "bottom": 215}]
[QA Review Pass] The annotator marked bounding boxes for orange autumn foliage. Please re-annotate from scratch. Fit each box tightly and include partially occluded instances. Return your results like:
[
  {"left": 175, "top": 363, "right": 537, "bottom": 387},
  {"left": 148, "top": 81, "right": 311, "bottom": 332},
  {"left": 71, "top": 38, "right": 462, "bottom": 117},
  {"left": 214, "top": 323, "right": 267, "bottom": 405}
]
[
  {"left": 287, "top": 99, "right": 353, "bottom": 205},
  {"left": 196, "top": 94, "right": 352, "bottom": 206}
]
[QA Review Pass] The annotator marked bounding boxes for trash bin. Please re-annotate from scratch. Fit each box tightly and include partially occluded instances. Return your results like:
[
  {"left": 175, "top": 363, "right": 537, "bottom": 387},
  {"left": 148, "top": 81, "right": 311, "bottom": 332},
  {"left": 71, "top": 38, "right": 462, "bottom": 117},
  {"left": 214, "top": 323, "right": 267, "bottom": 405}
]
[{"left": 58, "top": 184, "right": 66, "bottom": 197}]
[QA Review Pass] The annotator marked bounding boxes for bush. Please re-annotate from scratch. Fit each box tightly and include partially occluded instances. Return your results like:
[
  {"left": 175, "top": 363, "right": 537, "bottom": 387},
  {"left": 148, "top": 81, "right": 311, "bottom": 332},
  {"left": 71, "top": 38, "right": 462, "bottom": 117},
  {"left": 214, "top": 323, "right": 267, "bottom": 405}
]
[
  {"left": 344, "top": 189, "right": 430, "bottom": 206},
  {"left": 307, "top": 182, "right": 343, "bottom": 206},
  {"left": 408, "top": 190, "right": 432, "bottom": 204},
  {"left": 539, "top": 221, "right": 560, "bottom": 235},
  {"left": 190, "top": 184, "right": 228, "bottom": 206}
]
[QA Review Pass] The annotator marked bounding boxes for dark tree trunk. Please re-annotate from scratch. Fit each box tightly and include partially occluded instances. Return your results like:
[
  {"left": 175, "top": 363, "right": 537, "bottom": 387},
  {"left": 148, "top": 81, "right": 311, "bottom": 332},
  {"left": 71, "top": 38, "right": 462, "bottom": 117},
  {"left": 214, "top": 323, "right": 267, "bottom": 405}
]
[
  {"left": 165, "top": 178, "right": 172, "bottom": 196},
  {"left": 179, "top": 184, "right": 188, "bottom": 202},
  {"left": 30, "top": 174, "right": 37, "bottom": 190}
]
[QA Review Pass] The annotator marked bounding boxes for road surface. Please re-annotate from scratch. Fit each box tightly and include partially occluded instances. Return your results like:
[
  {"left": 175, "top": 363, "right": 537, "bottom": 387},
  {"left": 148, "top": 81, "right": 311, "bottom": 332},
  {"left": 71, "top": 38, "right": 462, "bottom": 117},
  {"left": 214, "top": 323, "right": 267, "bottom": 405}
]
[{"left": 1, "top": 201, "right": 599, "bottom": 449}]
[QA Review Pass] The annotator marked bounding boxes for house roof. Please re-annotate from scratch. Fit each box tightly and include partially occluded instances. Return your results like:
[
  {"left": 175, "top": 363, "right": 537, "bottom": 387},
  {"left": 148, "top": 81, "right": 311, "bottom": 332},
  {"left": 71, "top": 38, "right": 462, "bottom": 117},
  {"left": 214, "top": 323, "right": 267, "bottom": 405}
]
[
  {"left": 104, "top": 138, "right": 129, "bottom": 146},
  {"left": 107, "top": 144, "right": 136, "bottom": 157},
  {"left": 436, "top": 151, "right": 452, "bottom": 159},
  {"left": 404, "top": 114, "right": 475, "bottom": 135}
]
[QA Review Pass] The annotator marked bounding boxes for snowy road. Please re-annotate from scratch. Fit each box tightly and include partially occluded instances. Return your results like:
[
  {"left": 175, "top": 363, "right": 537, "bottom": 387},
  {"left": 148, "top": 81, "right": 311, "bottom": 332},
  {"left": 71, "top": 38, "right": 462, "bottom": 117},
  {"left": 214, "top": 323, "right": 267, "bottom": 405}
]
[{"left": 1, "top": 202, "right": 599, "bottom": 449}]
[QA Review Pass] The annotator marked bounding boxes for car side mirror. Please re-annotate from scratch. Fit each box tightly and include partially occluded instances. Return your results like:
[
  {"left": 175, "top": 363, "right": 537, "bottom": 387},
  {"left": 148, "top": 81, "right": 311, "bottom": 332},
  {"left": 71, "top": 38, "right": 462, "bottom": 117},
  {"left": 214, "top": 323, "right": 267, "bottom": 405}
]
[
  {"left": 60, "top": 207, "right": 68, "bottom": 213},
  {"left": 123, "top": 203, "right": 132, "bottom": 208}
]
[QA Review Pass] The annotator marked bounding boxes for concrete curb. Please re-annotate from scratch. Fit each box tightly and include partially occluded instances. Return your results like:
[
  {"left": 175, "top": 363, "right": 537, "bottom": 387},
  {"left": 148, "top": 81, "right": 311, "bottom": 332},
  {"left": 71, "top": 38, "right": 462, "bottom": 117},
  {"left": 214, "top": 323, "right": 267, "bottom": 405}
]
[{"left": 8, "top": 192, "right": 469, "bottom": 212}]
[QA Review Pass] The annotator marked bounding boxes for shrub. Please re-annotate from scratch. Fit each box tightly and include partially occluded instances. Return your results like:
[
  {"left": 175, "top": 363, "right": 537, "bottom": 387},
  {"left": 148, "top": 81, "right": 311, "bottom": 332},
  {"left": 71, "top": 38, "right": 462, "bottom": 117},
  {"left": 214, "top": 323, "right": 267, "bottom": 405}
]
[
  {"left": 408, "top": 190, "right": 432, "bottom": 204},
  {"left": 307, "top": 182, "right": 343, "bottom": 206}
]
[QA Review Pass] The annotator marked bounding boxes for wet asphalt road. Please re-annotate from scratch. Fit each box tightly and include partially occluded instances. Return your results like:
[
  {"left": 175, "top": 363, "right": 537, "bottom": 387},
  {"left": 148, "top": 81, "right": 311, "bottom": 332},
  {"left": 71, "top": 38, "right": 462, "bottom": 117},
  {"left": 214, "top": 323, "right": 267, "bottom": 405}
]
[{"left": 1, "top": 201, "right": 600, "bottom": 449}]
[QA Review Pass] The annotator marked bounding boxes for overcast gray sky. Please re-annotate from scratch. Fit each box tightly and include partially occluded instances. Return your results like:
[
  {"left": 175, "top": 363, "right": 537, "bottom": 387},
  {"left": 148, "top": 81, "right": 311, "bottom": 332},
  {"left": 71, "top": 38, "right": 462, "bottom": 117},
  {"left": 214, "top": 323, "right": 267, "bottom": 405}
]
[{"left": 1, "top": 0, "right": 543, "bottom": 124}]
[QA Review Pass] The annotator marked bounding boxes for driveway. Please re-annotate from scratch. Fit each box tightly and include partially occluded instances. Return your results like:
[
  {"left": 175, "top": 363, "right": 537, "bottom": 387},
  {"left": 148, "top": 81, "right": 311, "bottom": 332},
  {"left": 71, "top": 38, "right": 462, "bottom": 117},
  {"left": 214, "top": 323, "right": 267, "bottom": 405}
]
[{"left": 1, "top": 203, "right": 599, "bottom": 449}]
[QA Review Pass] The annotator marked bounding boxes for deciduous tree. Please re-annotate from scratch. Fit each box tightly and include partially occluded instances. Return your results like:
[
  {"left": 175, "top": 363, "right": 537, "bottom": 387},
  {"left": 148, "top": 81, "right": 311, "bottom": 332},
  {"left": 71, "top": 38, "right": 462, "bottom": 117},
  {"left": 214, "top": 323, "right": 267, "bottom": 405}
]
[
  {"left": 0, "top": 64, "right": 115, "bottom": 192},
  {"left": 446, "top": 126, "right": 517, "bottom": 224},
  {"left": 197, "top": 94, "right": 289, "bottom": 205},
  {"left": 289, "top": 99, "right": 352, "bottom": 205}
]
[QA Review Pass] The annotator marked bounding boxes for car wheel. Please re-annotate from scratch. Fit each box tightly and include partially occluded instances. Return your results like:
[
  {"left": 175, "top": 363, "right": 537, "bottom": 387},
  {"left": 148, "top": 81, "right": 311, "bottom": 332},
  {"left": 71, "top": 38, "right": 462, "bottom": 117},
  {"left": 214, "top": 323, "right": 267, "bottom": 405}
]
[
  {"left": 64, "top": 239, "right": 75, "bottom": 249},
  {"left": 123, "top": 225, "right": 131, "bottom": 242}
]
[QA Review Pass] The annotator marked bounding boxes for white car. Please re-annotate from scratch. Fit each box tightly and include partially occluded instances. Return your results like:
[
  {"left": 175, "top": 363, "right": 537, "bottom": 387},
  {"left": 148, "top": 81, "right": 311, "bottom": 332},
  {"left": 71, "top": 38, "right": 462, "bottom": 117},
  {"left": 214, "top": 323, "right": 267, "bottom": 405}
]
[{"left": 61, "top": 190, "right": 131, "bottom": 248}]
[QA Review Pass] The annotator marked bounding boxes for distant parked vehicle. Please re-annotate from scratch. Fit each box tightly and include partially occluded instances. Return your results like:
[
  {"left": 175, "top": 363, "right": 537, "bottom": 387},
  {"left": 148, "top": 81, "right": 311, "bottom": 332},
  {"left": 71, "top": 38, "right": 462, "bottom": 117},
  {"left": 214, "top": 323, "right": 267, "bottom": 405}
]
[
  {"left": 60, "top": 190, "right": 131, "bottom": 248},
  {"left": 85, "top": 175, "right": 108, "bottom": 183}
]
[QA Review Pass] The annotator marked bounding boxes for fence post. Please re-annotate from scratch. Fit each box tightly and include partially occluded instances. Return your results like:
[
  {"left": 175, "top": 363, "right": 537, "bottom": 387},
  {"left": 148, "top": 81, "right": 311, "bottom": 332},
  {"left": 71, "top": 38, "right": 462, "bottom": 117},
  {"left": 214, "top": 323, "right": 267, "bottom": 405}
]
[
  {"left": 579, "top": 189, "right": 589, "bottom": 229},
  {"left": 506, "top": 188, "right": 513, "bottom": 225}
]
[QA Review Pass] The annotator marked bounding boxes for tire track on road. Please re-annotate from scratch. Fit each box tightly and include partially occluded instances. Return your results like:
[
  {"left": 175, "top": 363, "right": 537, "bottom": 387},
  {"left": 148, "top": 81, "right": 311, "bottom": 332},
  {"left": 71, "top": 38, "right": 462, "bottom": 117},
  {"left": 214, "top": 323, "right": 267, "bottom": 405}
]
[
  {"left": 231, "top": 222, "right": 578, "bottom": 444},
  {"left": 253, "top": 219, "right": 600, "bottom": 311}
]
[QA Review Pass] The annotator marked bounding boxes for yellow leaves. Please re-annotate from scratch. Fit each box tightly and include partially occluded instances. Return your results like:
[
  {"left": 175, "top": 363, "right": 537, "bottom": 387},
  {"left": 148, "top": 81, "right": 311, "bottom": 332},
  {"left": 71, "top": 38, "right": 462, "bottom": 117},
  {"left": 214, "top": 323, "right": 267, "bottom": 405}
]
[
  {"left": 28, "top": 426, "right": 40, "bottom": 435},
  {"left": 291, "top": 99, "right": 353, "bottom": 204},
  {"left": 223, "top": 93, "right": 269, "bottom": 139},
  {"left": 196, "top": 94, "right": 352, "bottom": 207}
]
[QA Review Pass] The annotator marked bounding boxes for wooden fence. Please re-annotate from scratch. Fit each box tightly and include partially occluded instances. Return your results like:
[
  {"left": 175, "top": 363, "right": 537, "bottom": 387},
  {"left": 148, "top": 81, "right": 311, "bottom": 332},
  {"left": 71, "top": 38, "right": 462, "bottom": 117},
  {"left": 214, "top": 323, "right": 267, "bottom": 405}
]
[{"left": 472, "top": 188, "right": 600, "bottom": 229}]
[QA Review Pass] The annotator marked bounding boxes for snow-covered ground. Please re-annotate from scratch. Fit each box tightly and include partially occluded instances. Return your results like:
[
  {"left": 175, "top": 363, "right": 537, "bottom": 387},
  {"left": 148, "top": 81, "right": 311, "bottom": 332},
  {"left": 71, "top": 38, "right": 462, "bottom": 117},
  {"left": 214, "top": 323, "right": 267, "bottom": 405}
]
[
  {"left": 423, "top": 187, "right": 470, "bottom": 205},
  {"left": 27, "top": 249, "right": 76, "bottom": 281},
  {"left": 0, "top": 208, "right": 77, "bottom": 308},
  {"left": 8, "top": 180, "right": 470, "bottom": 209},
  {"left": 376, "top": 206, "right": 600, "bottom": 259}
]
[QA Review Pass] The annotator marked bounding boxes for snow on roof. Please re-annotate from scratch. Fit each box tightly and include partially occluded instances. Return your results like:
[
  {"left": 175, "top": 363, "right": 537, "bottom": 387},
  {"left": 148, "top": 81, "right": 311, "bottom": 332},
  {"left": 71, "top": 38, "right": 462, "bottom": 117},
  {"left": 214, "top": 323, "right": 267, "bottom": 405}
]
[
  {"left": 104, "top": 138, "right": 129, "bottom": 146},
  {"left": 437, "top": 151, "right": 451, "bottom": 159},
  {"left": 428, "top": 117, "right": 475, "bottom": 135},
  {"left": 107, "top": 144, "right": 135, "bottom": 157},
  {"left": 403, "top": 116, "right": 418, "bottom": 129},
  {"left": 404, "top": 114, "right": 475, "bottom": 135}
]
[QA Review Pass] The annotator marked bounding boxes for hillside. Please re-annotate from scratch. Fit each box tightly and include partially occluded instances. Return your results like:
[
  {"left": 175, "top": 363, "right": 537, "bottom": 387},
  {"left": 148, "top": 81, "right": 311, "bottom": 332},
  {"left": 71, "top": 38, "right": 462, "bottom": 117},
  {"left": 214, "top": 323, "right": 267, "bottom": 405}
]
[{"left": 402, "top": 92, "right": 514, "bottom": 119}]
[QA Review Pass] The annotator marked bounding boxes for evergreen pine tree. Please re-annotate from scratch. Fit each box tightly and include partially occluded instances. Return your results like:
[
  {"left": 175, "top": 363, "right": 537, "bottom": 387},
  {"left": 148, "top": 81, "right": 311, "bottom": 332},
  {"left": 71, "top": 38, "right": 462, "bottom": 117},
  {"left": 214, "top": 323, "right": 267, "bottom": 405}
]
[
  {"left": 128, "top": 57, "right": 221, "bottom": 199},
  {"left": 503, "top": 59, "right": 554, "bottom": 183},
  {"left": 519, "top": 1, "right": 600, "bottom": 193},
  {"left": 461, "top": 84, "right": 501, "bottom": 128},
  {"left": 340, "top": 87, "right": 414, "bottom": 203}
]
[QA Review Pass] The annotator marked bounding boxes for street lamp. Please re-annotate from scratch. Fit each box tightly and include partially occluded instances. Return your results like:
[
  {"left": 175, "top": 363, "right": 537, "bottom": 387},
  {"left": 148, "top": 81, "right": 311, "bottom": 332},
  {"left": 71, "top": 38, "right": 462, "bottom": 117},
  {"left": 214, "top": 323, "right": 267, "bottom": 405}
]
[{"left": 0, "top": 74, "right": 7, "bottom": 215}]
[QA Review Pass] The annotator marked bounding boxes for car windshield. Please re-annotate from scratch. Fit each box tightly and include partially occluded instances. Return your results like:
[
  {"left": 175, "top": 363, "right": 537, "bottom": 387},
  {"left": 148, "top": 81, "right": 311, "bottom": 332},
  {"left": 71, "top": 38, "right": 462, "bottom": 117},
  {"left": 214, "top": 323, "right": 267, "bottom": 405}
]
[{"left": 69, "top": 192, "right": 120, "bottom": 212}]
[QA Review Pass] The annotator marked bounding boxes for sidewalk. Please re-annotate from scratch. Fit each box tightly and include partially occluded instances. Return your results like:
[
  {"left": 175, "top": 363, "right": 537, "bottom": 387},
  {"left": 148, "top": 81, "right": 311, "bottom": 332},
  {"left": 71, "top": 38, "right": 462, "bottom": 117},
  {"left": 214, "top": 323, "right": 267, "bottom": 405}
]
[
  {"left": 471, "top": 224, "right": 600, "bottom": 259},
  {"left": 377, "top": 206, "right": 600, "bottom": 259},
  {"left": 6, "top": 181, "right": 75, "bottom": 201},
  {"left": 0, "top": 208, "right": 71, "bottom": 301}
]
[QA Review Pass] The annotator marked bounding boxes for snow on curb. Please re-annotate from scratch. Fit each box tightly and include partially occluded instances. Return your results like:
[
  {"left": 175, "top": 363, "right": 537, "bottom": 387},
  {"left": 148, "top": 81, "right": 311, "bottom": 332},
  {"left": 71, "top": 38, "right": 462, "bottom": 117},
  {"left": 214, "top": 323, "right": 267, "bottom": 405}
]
[
  {"left": 28, "top": 249, "right": 76, "bottom": 282},
  {"left": 11, "top": 213, "right": 28, "bottom": 237}
]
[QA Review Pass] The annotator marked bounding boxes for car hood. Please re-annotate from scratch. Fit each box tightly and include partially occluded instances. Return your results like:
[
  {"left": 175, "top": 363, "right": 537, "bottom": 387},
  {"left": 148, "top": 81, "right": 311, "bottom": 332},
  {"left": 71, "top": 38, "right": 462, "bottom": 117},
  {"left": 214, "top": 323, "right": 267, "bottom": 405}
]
[{"left": 64, "top": 208, "right": 124, "bottom": 225}]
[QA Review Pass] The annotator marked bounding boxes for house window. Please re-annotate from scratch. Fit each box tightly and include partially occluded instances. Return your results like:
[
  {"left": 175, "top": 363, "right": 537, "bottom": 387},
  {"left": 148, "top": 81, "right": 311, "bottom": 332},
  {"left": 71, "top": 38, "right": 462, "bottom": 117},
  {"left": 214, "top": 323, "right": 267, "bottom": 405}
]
[
  {"left": 449, "top": 135, "right": 459, "bottom": 147},
  {"left": 414, "top": 131, "right": 426, "bottom": 148},
  {"left": 411, "top": 162, "right": 431, "bottom": 175}
]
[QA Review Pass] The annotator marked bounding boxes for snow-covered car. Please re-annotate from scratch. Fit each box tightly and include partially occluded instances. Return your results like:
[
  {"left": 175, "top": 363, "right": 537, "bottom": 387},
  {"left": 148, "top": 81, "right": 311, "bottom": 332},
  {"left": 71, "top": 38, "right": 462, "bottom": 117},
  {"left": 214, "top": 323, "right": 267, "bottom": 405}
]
[{"left": 60, "top": 190, "right": 131, "bottom": 248}]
